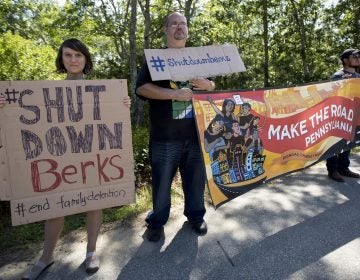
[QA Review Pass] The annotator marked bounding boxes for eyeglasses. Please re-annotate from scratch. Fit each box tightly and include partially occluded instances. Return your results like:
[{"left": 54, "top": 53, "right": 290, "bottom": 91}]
[
  {"left": 168, "top": 21, "right": 187, "bottom": 27},
  {"left": 350, "top": 55, "right": 360, "bottom": 59}
]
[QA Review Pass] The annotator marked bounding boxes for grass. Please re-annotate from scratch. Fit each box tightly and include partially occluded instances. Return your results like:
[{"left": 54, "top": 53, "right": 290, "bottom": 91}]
[
  {"left": 0, "top": 179, "right": 186, "bottom": 252},
  {"left": 0, "top": 186, "right": 153, "bottom": 251}
]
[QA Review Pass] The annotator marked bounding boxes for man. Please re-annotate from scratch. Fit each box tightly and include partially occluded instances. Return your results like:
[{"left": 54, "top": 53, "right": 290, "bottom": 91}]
[
  {"left": 236, "top": 103, "right": 254, "bottom": 136},
  {"left": 227, "top": 121, "right": 244, "bottom": 166},
  {"left": 327, "top": 48, "right": 360, "bottom": 182},
  {"left": 136, "top": 12, "right": 215, "bottom": 242}
]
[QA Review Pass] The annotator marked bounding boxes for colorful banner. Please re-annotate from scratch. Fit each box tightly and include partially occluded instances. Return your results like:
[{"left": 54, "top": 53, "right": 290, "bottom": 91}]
[
  {"left": 0, "top": 80, "right": 135, "bottom": 225},
  {"left": 193, "top": 78, "right": 360, "bottom": 208}
]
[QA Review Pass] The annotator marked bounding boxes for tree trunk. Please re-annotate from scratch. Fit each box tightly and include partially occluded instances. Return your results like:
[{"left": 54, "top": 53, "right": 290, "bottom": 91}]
[
  {"left": 353, "top": 3, "right": 360, "bottom": 46},
  {"left": 129, "top": 0, "right": 137, "bottom": 125},
  {"left": 134, "top": 0, "right": 150, "bottom": 127},
  {"left": 290, "top": 0, "right": 310, "bottom": 82},
  {"left": 262, "top": 0, "right": 269, "bottom": 87}
]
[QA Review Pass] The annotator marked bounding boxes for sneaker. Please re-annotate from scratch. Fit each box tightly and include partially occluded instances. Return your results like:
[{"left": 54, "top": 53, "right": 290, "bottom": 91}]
[
  {"left": 339, "top": 169, "right": 360, "bottom": 178},
  {"left": 146, "top": 226, "right": 163, "bottom": 242},
  {"left": 328, "top": 171, "right": 345, "bottom": 182},
  {"left": 191, "top": 221, "right": 208, "bottom": 235}
]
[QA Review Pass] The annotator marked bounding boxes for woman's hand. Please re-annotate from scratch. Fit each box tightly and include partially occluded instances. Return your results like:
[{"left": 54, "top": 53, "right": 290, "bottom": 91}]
[
  {"left": 0, "top": 95, "right": 6, "bottom": 108},
  {"left": 123, "top": 96, "right": 131, "bottom": 108}
]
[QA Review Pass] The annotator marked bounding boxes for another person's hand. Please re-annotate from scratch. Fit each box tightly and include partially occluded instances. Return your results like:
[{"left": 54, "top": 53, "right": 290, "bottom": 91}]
[
  {"left": 123, "top": 96, "right": 131, "bottom": 108},
  {"left": 189, "top": 78, "right": 215, "bottom": 91},
  {"left": 173, "top": 88, "right": 193, "bottom": 101},
  {"left": 0, "top": 95, "right": 6, "bottom": 108}
]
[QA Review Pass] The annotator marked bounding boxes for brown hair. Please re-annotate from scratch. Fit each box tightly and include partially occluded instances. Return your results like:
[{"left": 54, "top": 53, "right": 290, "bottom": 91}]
[{"left": 55, "top": 38, "right": 93, "bottom": 74}]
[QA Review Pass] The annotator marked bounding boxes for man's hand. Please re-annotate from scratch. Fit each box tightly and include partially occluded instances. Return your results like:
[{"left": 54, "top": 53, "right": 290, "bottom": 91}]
[
  {"left": 189, "top": 78, "right": 215, "bottom": 91},
  {"left": 173, "top": 88, "right": 193, "bottom": 101}
]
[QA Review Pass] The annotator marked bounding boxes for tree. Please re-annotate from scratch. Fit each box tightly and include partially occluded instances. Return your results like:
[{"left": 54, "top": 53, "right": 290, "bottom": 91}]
[
  {"left": 0, "top": 0, "right": 358, "bottom": 98},
  {"left": 0, "top": 32, "right": 61, "bottom": 80},
  {"left": 325, "top": 0, "right": 360, "bottom": 51},
  {"left": 129, "top": 0, "right": 137, "bottom": 122},
  {"left": 262, "top": 0, "right": 270, "bottom": 87}
]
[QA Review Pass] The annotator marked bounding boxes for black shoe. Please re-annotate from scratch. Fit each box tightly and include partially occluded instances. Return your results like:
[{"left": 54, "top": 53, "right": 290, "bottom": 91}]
[
  {"left": 328, "top": 171, "right": 345, "bottom": 182},
  {"left": 146, "top": 227, "right": 163, "bottom": 242},
  {"left": 191, "top": 221, "right": 208, "bottom": 235},
  {"left": 339, "top": 169, "right": 360, "bottom": 178}
]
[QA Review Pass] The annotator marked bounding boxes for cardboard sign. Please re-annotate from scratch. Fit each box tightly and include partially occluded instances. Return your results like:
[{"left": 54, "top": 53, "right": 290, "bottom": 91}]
[
  {"left": 193, "top": 78, "right": 360, "bottom": 207},
  {"left": 0, "top": 80, "right": 135, "bottom": 225},
  {"left": 144, "top": 44, "right": 246, "bottom": 81}
]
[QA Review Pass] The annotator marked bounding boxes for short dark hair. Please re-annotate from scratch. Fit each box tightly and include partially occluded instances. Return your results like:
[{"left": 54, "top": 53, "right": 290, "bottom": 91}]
[
  {"left": 207, "top": 114, "right": 225, "bottom": 133},
  {"left": 340, "top": 48, "right": 359, "bottom": 65},
  {"left": 242, "top": 103, "right": 251, "bottom": 109},
  {"left": 55, "top": 38, "right": 93, "bottom": 74}
]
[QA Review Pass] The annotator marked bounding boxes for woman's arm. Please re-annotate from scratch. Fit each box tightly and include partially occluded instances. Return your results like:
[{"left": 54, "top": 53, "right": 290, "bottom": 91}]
[{"left": 207, "top": 96, "right": 223, "bottom": 116}]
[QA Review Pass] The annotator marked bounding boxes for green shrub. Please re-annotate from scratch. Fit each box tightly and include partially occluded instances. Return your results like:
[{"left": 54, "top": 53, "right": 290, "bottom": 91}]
[{"left": 132, "top": 126, "right": 151, "bottom": 188}]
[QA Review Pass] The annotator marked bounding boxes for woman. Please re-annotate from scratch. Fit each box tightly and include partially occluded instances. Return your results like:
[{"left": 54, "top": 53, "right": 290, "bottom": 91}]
[
  {"left": 13, "top": 38, "right": 131, "bottom": 280},
  {"left": 207, "top": 97, "right": 237, "bottom": 132}
]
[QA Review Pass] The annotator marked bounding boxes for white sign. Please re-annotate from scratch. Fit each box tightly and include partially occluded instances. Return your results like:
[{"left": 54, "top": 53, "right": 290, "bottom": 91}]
[{"left": 144, "top": 44, "right": 246, "bottom": 81}]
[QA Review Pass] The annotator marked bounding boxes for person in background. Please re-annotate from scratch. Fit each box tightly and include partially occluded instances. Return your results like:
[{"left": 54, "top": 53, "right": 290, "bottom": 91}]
[
  {"left": 204, "top": 115, "right": 230, "bottom": 161},
  {"left": 327, "top": 48, "right": 360, "bottom": 182},
  {"left": 136, "top": 12, "right": 215, "bottom": 242},
  {"left": 236, "top": 103, "right": 254, "bottom": 136},
  {"left": 0, "top": 38, "right": 132, "bottom": 280}
]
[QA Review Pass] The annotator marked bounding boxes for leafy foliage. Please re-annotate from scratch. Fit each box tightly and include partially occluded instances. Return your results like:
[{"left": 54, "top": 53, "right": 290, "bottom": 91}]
[
  {"left": 132, "top": 126, "right": 151, "bottom": 188},
  {"left": 0, "top": 32, "right": 60, "bottom": 80},
  {"left": 1, "top": 0, "right": 358, "bottom": 88}
]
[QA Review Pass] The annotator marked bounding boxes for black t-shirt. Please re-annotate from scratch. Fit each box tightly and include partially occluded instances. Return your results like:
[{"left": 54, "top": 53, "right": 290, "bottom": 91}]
[
  {"left": 136, "top": 61, "right": 198, "bottom": 142},
  {"left": 229, "top": 135, "right": 245, "bottom": 152},
  {"left": 238, "top": 114, "right": 254, "bottom": 127}
]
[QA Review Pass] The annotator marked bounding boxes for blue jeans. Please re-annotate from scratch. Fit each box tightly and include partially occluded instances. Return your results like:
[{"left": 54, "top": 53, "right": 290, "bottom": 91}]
[
  {"left": 326, "top": 150, "right": 350, "bottom": 174},
  {"left": 146, "top": 140, "right": 206, "bottom": 229}
]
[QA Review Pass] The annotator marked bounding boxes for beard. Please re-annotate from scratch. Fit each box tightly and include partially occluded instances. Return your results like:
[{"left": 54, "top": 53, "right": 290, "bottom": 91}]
[{"left": 174, "top": 30, "right": 187, "bottom": 40}]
